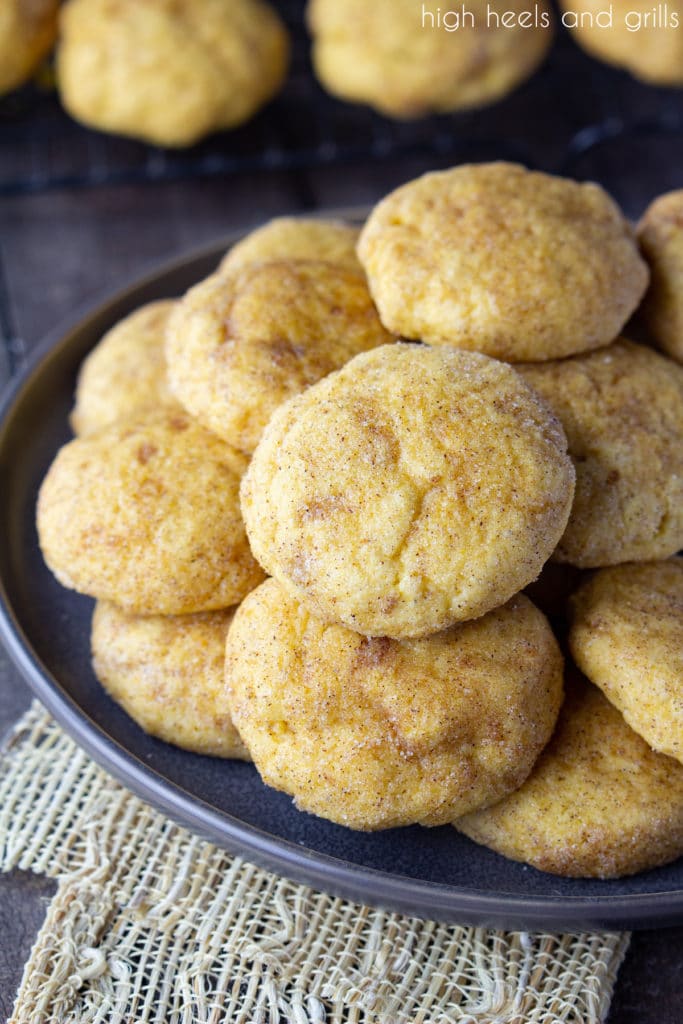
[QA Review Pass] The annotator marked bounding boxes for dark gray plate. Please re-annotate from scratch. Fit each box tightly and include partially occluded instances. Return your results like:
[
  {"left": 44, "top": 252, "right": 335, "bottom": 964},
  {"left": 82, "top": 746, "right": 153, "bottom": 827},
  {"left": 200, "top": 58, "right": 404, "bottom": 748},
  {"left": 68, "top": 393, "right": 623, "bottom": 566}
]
[{"left": 1, "top": 231, "right": 682, "bottom": 931}]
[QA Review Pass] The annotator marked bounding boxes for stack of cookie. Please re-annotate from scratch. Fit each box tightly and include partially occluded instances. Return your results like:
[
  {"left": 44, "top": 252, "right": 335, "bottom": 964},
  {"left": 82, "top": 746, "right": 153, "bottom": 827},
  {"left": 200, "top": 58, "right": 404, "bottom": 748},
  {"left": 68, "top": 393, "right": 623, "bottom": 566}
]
[{"left": 36, "top": 163, "right": 683, "bottom": 879}]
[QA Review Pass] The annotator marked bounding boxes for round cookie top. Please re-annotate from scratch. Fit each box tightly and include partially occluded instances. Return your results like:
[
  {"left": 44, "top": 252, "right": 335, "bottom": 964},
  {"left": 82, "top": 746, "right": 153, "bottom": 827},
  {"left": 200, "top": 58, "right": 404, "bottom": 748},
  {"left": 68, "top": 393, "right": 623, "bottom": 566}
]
[
  {"left": 241, "top": 343, "right": 575, "bottom": 638},
  {"left": 456, "top": 673, "right": 683, "bottom": 878},
  {"left": 638, "top": 190, "right": 683, "bottom": 363},
  {"left": 166, "top": 261, "right": 394, "bottom": 454},
  {"left": 71, "top": 300, "right": 180, "bottom": 436},
  {"left": 519, "top": 339, "right": 683, "bottom": 567},
  {"left": 0, "top": 0, "right": 59, "bottom": 96},
  {"left": 56, "top": 0, "right": 289, "bottom": 146},
  {"left": 569, "top": 560, "right": 683, "bottom": 764},
  {"left": 37, "top": 409, "right": 264, "bottom": 614},
  {"left": 559, "top": 0, "right": 683, "bottom": 86},
  {"left": 357, "top": 163, "right": 648, "bottom": 361},
  {"left": 225, "top": 579, "right": 564, "bottom": 830},
  {"left": 308, "top": 0, "right": 554, "bottom": 118},
  {"left": 92, "top": 601, "right": 249, "bottom": 760},
  {"left": 221, "top": 217, "right": 362, "bottom": 274}
]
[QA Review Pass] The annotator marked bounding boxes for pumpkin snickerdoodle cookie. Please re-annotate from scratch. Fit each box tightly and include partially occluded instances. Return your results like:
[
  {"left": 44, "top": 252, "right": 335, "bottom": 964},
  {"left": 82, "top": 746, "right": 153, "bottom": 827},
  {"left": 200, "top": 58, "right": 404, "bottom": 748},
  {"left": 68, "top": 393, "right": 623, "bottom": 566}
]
[
  {"left": 71, "top": 300, "right": 180, "bottom": 436},
  {"left": 92, "top": 601, "right": 249, "bottom": 759},
  {"left": 519, "top": 339, "right": 683, "bottom": 567},
  {"left": 358, "top": 163, "right": 648, "bottom": 360},
  {"left": 37, "top": 409, "right": 264, "bottom": 614},
  {"left": 57, "top": 0, "right": 289, "bottom": 146},
  {"left": 225, "top": 579, "right": 564, "bottom": 830},
  {"left": 637, "top": 190, "right": 683, "bottom": 363},
  {"left": 241, "top": 343, "right": 574, "bottom": 638},
  {"left": 0, "top": 0, "right": 59, "bottom": 96},
  {"left": 569, "top": 560, "right": 683, "bottom": 764},
  {"left": 221, "top": 217, "right": 362, "bottom": 274},
  {"left": 456, "top": 673, "right": 683, "bottom": 878},
  {"left": 308, "top": 0, "right": 554, "bottom": 119},
  {"left": 166, "top": 260, "right": 393, "bottom": 454}
]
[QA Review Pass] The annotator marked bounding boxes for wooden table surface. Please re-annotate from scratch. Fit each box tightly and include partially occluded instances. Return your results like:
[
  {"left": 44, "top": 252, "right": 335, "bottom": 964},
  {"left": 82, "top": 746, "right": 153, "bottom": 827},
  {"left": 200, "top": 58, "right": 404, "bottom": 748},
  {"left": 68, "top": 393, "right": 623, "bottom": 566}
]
[{"left": 1, "top": 155, "right": 682, "bottom": 1021}]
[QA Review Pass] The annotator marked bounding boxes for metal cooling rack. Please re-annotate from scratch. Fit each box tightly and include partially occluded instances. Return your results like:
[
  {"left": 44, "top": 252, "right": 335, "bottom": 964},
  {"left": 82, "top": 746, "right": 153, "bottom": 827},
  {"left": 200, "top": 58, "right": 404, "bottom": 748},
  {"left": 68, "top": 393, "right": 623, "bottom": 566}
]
[{"left": 1, "top": 0, "right": 682, "bottom": 203}]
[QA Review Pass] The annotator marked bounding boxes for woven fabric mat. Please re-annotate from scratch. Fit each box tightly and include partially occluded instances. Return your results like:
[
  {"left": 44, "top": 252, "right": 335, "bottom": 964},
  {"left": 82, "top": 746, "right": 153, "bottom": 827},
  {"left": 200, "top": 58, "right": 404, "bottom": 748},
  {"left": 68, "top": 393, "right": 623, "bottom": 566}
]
[{"left": 0, "top": 703, "right": 630, "bottom": 1024}]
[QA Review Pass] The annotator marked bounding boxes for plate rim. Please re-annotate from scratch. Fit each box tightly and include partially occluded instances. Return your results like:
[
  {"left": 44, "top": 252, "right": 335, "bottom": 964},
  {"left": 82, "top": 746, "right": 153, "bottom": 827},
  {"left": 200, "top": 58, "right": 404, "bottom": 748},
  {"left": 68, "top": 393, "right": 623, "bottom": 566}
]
[{"left": 1, "top": 227, "right": 682, "bottom": 931}]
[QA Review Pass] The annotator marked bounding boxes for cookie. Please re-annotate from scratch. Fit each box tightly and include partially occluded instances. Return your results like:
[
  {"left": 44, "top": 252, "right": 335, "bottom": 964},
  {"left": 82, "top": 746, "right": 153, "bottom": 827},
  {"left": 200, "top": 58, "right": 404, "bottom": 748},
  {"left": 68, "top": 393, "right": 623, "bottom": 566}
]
[
  {"left": 560, "top": 0, "right": 683, "bottom": 86},
  {"left": 519, "top": 339, "right": 683, "bottom": 567},
  {"left": 307, "top": 0, "right": 553, "bottom": 118},
  {"left": 71, "top": 301, "right": 180, "bottom": 436},
  {"left": 37, "top": 409, "right": 264, "bottom": 614},
  {"left": 225, "top": 580, "right": 564, "bottom": 830},
  {"left": 241, "top": 344, "right": 575, "bottom": 638},
  {"left": 0, "top": 0, "right": 58, "bottom": 96},
  {"left": 357, "top": 163, "right": 648, "bottom": 361},
  {"left": 456, "top": 673, "right": 683, "bottom": 878},
  {"left": 92, "top": 601, "right": 249, "bottom": 759},
  {"left": 569, "top": 560, "right": 683, "bottom": 764},
  {"left": 637, "top": 191, "right": 683, "bottom": 363},
  {"left": 166, "top": 261, "right": 394, "bottom": 453},
  {"left": 56, "top": 0, "right": 289, "bottom": 146},
  {"left": 221, "top": 217, "right": 362, "bottom": 274}
]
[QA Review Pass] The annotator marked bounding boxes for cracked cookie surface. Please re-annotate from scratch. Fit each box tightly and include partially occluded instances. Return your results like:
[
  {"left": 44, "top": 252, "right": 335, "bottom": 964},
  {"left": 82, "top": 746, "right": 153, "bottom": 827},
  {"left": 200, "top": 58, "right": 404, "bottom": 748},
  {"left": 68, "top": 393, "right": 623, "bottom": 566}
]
[
  {"left": 225, "top": 579, "right": 563, "bottom": 830},
  {"left": 241, "top": 344, "right": 574, "bottom": 638}
]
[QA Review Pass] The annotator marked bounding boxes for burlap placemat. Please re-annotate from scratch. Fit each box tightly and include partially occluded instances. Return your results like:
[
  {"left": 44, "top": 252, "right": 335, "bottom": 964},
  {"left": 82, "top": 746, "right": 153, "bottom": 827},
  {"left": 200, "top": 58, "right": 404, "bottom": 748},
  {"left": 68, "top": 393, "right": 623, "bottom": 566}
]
[{"left": 0, "top": 703, "right": 629, "bottom": 1023}]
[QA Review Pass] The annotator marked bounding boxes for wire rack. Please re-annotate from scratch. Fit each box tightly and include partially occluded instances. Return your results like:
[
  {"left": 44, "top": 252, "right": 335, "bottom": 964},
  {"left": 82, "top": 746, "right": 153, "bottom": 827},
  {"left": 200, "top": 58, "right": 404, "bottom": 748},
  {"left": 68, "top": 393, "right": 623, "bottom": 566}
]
[{"left": 1, "top": 0, "right": 682, "bottom": 208}]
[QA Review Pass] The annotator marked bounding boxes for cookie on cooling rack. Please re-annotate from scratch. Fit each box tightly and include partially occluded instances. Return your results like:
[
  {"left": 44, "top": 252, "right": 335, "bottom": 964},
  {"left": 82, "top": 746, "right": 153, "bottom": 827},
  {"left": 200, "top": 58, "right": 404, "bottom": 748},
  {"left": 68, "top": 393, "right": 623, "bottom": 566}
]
[
  {"left": 0, "top": 0, "right": 59, "bottom": 96},
  {"left": 357, "top": 163, "right": 648, "bottom": 361},
  {"left": 92, "top": 601, "right": 249, "bottom": 759},
  {"left": 225, "top": 579, "right": 563, "bottom": 830},
  {"left": 241, "top": 343, "right": 574, "bottom": 638},
  {"left": 519, "top": 339, "right": 683, "bottom": 567},
  {"left": 569, "top": 560, "right": 683, "bottom": 764},
  {"left": 166, "top": 261, "right": 393, "bottom": 454},
  {"left": 638, "top": 190, "right": 683, "bottom": 363},
  {"left": 559, "top": 0, "right": 683, "bottom": 86},
  {"left": 455, "top": 672, "right": 683, "bottom": 878},
  {"left": 71, "top": 301, "right": 180, "bottom": 436},
  {"left": 56, "top": 0, "right": 289, "bottom": 146},
  {"left": 220, "top": 217, "right": 362, "bottom": 274},
  {"left": 307, "top": 0, "right": 554, "bottom": 118},
  {"left": 37, "top": 409, "right": 264, "bottom": 614}
]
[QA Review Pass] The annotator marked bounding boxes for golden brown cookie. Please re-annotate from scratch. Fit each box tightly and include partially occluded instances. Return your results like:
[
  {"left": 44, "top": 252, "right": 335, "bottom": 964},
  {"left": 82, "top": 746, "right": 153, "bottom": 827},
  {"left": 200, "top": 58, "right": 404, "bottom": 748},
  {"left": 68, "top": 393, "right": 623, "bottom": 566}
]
[
  {"left": 0, "top": 0, "right": 58, "bottom": 96},
  {"left": 71, "top": 301, "right": 180, "bottom": 436},
  {"left": 456, "top": 673, "right": 683, "bottom": 878},
  {"left": 519, "top": 339, "right": 683, "bottom": 567},
  {"left": 37, "top": 409, "right": 264, "bottom": 614},
  {"left": 241, "top": 344, "right": 575, "bottom": 638},
  {"left": 166, "top": 261, "right": 394, "bottom": 453},
  {"left": 56, "top": 0, "right": 289, "bottom": 146},
  {"left": 92, "top": 601, "right": 249, "bottom": 759},
  {"left": 569, "top": 560, "right": 683, "bottom": 764},
  {"left": 638, "top": 191, "right": 683, "bottom": 363},
  {"left": 357, "top": 163, "right": 648, "bottom": 361},
  {"left": 560, "top": 0, "right": 683, "bottom": 86},
  {"left": 226, "top": 579, "right": 564, "bottom": 830},
  {"left": 307, "top": 0, "right": 553, "bottom": 118},
  {"left": 220, "top": 217, "right": 362, "bottom": 274}
]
